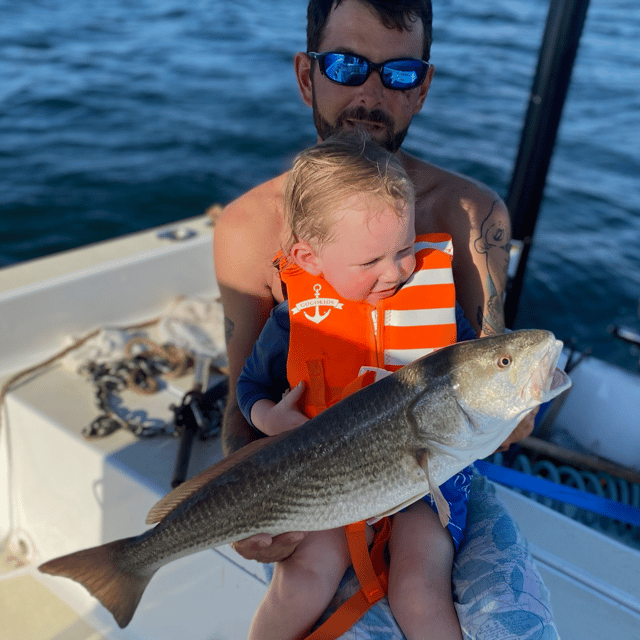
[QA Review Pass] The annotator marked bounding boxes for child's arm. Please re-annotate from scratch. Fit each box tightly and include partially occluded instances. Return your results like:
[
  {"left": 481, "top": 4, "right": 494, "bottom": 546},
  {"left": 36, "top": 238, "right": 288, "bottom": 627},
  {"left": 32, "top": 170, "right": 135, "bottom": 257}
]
[
  {"left": 250, "top": 382, "right": 308, "bottom": 436},
  {"left": 237, "top": 302, "right": 308, "bottom": 436}
]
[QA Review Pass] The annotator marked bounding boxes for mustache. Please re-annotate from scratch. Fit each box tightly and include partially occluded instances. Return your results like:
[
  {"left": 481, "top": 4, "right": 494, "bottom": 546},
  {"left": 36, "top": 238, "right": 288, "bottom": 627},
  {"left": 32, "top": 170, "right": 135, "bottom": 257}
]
[{"left": 337, "top": 106, "right": 394, "bottom": 129}]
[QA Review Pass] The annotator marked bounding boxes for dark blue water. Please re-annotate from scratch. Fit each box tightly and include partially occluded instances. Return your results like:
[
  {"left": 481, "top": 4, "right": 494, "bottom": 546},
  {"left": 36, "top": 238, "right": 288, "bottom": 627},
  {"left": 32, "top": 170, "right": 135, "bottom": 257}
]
[{"left": 1, "top": 0, "right": 638, "bottom": 371}]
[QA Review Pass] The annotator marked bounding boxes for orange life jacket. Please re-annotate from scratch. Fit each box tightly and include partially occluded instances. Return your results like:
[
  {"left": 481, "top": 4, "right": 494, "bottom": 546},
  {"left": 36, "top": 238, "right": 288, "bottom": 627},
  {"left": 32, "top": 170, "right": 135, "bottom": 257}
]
[
  {"left": 280, "top": 233, "right": 457, "bottom": 417},
  {"left": 277, "top": 234, "right": 458, "bottom": 639}
]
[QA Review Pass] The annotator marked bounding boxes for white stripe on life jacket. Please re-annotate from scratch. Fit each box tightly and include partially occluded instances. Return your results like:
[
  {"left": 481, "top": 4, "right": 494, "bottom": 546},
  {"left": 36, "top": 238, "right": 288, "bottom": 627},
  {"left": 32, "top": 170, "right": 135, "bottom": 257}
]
[
  {"left": 384, "top": 307, "right": 456, "bottom": 328},
  {"left": 384, "top": 347, "right": 436, "bottom": 367},
  {"left": 401, "top": 267, "right": 454, "bottom": 288},
  {"left": 414, "top": 238, "right": 453, "bottom": 256}
]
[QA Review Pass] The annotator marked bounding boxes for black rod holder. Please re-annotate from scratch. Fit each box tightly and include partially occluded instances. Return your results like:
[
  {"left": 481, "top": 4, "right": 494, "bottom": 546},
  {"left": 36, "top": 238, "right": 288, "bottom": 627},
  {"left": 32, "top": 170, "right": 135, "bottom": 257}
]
[
  {"left": 170, "top": 377, "right": 228, "bottom": 488},
  {"left": 504, "top": 0, "right": 591, "bottom": 327}
]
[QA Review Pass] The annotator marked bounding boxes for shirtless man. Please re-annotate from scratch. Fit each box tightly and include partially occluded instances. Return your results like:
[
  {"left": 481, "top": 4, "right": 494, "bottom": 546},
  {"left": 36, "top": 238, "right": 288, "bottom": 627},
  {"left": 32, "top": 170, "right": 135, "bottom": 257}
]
[{"left": 214, "top": 1, "right": 552, "bottom": 637}]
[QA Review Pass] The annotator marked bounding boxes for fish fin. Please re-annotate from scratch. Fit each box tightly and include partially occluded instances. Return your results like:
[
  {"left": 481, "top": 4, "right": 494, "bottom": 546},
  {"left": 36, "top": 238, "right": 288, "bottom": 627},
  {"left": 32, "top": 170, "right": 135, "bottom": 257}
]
[
  {"left": 146, "top": 434, "right": 287, "bottom": 524},
  {"left": 416, "top": 448, "right": 451, "bottom": 528},
  {"left": 39, "top": 538, "right": 154, "bottom": 628},
  {"left": 429, "top": 482, "right": 451, "bottom": 529}
]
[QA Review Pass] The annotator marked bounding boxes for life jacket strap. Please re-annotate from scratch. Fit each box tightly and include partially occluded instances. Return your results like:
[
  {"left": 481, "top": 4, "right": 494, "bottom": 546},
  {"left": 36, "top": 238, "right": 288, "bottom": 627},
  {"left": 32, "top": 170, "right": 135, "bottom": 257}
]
[
  {"left": 305, "top": 359, "right": 376, "bottom": 416},
  {"left": 301, "top": 361, "right": 391, "bottom": 640},
  {"left": 304, "top": 517, "right": 391, "bottom": 640},
  {"left": 306, "top": 359, "right": 328, "bottom": 413}
]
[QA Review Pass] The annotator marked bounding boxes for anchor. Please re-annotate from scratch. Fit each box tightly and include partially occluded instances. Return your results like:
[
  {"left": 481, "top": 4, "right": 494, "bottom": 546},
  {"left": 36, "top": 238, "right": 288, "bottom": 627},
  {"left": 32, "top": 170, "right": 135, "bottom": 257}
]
[{"left": 304, "top": 284, "right": 332, "bottom": 324}]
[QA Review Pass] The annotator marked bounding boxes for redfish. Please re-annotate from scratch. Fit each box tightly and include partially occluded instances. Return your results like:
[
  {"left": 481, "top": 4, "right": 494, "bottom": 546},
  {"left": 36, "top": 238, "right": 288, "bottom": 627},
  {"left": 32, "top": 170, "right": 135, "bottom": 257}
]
[{"left": 40, "top": 329, "right": 570, "bottom": 628}]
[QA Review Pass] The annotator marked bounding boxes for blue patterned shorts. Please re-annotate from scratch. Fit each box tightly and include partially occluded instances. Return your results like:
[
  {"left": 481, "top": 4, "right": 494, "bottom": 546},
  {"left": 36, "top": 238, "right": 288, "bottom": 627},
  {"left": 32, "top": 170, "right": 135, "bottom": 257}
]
[
  {"left": 421, "top": 466, "right": 472, "bottom": 549},
  {"left": 264, "top": 469, "right": 559, "bottom": 639}
]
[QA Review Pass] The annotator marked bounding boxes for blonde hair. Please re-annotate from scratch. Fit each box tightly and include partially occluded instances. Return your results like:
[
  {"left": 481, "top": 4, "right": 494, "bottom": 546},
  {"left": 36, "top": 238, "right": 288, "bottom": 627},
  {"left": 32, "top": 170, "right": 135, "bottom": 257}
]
[{"left": 283, "top": 131, "right": 415, "bottom": 253}]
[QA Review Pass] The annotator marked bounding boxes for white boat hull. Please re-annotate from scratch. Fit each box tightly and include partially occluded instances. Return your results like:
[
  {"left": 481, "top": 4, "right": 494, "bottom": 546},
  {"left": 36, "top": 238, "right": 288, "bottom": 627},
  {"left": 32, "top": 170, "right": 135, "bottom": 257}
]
[
  {"left": 554, "top": 356, "right": 640, "bottom": 471},
  {"left": 1, "top": 215, "right": 639, "bottom": 639}
]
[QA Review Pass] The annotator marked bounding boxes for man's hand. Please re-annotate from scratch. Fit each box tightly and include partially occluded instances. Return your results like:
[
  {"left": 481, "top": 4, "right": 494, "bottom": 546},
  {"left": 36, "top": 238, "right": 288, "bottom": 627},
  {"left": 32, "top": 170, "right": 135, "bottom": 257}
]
[
  {"left": 495, "top": 407, "right": 538, "bottom": 452},
  {"left": 231, "top": 531, "right": 306, "bottom": 563}
]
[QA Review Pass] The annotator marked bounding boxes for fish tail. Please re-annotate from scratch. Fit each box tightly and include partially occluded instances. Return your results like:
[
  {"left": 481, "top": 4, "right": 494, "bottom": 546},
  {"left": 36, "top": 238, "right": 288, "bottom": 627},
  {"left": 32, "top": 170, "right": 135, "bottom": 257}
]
[{"left": 39, "top": 537, "right": 155, "bottom": 628}]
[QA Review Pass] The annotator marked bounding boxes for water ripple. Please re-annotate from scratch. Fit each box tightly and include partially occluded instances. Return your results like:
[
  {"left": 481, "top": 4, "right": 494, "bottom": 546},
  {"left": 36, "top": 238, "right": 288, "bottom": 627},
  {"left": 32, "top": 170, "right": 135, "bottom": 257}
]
[{"left": 0, "top": 0, "right": 638, "bottom": 369}]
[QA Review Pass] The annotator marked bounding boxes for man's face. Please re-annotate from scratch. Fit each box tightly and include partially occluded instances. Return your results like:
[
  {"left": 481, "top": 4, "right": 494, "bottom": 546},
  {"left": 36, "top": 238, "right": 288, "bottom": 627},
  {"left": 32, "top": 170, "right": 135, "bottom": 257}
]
[{"left": 304, "top": 0, "right": 432, "bottom": 152}]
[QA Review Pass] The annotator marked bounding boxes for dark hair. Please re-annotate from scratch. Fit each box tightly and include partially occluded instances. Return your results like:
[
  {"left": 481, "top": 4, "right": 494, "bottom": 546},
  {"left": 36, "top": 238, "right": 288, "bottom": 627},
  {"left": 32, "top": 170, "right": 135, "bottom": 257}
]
[{"left": 307, "top": 0, "right": 433, "bottom": 61}]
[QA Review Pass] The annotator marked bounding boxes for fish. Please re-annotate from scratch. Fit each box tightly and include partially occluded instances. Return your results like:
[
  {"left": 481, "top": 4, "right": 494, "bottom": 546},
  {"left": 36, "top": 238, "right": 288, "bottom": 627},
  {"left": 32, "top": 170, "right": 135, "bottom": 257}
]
[{"left": 39, "top": 329, "right": 571, "bottom": 628}]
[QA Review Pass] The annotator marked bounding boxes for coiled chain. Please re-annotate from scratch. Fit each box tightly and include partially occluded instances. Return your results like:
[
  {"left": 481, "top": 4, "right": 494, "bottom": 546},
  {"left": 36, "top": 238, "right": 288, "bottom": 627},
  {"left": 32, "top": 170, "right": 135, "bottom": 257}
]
[{"left": 81, "top": 338, "right": 193, "bottom": 438}]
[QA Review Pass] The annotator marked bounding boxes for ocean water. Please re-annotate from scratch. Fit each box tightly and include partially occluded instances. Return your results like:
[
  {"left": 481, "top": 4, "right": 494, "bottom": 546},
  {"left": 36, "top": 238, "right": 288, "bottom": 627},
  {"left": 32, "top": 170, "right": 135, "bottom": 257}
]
[{"left": 0, "top": 0, "right": 638, "bottom": 371}]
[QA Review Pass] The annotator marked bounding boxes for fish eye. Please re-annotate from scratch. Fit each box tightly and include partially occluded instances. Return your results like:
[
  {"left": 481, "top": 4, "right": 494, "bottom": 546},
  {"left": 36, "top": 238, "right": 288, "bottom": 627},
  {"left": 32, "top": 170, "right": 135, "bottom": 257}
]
[{"left": 497, "top": 354, "right": 512, "bottom": 369}]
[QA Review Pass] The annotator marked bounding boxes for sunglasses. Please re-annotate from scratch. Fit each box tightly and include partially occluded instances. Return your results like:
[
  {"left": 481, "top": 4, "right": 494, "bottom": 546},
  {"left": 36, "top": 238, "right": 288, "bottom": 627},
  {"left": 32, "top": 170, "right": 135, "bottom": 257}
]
[{"left": 308, "top": 51, "right": 430, "bottom": 91}]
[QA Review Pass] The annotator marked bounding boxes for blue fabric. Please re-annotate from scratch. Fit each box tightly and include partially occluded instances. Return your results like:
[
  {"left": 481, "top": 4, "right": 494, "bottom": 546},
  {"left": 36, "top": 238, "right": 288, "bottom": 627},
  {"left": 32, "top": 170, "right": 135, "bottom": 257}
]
[
  {"left": 263, "top": 471, "right": 559, "bottom": 639},
  {"left": 236, "top": 302, "right": 291, "bottom": 428},
  {"left": 423, "top": 466, "right": 473, "bottom": 549},
  {"left": 454, "top": 301, "right": 478, "bottom": 342}
]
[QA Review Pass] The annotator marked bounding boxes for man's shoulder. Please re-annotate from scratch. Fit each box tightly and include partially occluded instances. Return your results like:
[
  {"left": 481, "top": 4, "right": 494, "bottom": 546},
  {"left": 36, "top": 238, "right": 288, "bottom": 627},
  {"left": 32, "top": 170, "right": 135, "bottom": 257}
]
[
  {"left": 400, "top": 151, "right": 507, "bottom": 231},
  {"left": 217, "top": 172, "right": 288, "bottom": 233},
  {"left": 213, "top": 172, "right": 288, "bottom": 291}
]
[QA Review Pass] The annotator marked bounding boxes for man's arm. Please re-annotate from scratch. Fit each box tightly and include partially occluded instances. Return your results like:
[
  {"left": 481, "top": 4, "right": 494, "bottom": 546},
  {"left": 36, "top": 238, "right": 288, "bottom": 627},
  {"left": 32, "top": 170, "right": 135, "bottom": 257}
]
[
  {"left": 214, "top": 208, "right": 274, "bottom": 455},
  {"left": 449, "top": 190, "right": 536, "bottom": 444},
  {"left": 408, "top": 155, "right": 510, "bottom": 340},
  {"left": 455, "top": 194, "right": 510, "bottom": 339},
  {"left": 213, "top": 186, "right": 307, "bottom": 562},
  {"left": 217, "top": 283, "right": 271, "bottom": 456},
  {"left": 213, "top": 187, "right": 282, "bottom": 454}
]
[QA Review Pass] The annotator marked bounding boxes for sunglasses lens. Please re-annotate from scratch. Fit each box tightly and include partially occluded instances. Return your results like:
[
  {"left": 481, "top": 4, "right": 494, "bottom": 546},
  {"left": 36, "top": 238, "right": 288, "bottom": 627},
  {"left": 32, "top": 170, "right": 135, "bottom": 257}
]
[
  {"left": 316, "top": 53, "right": 427, "bottom": 90},
  {"left": 381, "top": 60, "right": 426, "bottom": 89},
  {"left": 322, "top": 53, "right": 369, "bottom": 86}
]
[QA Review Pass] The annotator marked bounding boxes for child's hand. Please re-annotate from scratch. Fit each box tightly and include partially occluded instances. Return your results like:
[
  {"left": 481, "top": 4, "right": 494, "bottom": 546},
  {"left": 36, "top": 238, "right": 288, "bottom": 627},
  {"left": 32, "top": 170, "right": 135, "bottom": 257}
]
[{"left": 250, "top": 382, "right": 308, "bottom": 436}]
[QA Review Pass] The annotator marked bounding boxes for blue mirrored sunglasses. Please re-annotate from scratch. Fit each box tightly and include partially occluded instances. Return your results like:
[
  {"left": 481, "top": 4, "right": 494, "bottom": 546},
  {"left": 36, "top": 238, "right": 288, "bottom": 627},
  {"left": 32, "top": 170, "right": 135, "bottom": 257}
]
[{"left": 308, "top": 51, "right": 430, "bottom": 91}]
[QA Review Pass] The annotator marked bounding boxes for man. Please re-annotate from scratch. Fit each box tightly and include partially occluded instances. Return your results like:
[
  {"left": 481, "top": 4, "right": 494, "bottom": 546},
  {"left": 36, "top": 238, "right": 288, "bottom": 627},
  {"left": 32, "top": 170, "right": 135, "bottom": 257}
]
[{"left": 214, "top": 1, "right": 554, "bottom": 637}]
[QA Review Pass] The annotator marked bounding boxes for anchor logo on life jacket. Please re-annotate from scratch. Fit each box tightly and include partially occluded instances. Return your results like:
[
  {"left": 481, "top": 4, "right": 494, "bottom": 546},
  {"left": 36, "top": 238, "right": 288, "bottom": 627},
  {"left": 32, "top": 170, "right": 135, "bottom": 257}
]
[{"left": 290, "top": 284, "right": 343, "bottom": 325}]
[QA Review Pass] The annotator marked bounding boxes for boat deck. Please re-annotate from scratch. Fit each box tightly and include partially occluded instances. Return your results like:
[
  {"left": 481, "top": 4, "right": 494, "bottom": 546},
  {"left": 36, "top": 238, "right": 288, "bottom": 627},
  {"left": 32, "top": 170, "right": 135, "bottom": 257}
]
[
  {"left": 0, "top": 217, "right": 267, "bottom": 639},
  {"left": 1, "top": 337, "right": 268, "bottom": 640},
  {"left": 2, "top": 216, "right": 639, "bottom": 639}
]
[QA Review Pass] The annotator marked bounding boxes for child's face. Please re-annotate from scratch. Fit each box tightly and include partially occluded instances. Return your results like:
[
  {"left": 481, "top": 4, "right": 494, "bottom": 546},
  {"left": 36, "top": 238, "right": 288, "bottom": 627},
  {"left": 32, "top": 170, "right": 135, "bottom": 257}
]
[{"left": 313, "top": 193, "right": 416, "bottom": 305}]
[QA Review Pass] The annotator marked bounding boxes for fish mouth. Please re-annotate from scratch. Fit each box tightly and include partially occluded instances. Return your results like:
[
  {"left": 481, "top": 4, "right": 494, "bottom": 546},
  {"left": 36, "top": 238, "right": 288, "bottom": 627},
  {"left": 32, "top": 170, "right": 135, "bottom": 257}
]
[{"left": 523, "top": 338, "right": 572, "bottom": 402}]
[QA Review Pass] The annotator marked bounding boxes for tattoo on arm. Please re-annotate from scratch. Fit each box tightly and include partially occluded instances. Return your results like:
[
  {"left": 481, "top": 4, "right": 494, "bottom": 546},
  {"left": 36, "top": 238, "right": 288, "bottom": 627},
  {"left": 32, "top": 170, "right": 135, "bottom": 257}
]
[
  {"left": 479, "top": 295, "right": 505, "bottom": 337},
  {"left": 474, "top": 200, "right": 509, "bottom": 336},
  {"left": 223, "top": 433, "right": 251, "bottom": 457},
  {"left": 224, "top": 316, "right": 235, "bottom": 344}
]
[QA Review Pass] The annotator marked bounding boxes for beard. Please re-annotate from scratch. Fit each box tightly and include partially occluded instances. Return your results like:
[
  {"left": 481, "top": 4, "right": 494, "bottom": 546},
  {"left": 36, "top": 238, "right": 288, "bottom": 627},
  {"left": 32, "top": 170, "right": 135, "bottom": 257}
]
[{"left": 311, "top": 92, "right": 410, "bottom": 153}]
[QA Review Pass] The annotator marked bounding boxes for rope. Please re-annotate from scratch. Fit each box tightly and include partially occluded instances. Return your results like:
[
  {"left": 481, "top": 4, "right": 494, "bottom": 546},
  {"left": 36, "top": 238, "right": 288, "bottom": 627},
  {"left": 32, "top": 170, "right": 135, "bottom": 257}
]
[
  {"left": 474, "top": 456, "right": 640, "bottom": 527},
  {"left": 0, "top": 316, "right": 161, "bottom": 432},
  {"left": 82, "top": 335, "right": 195, "bottom": 438}
]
